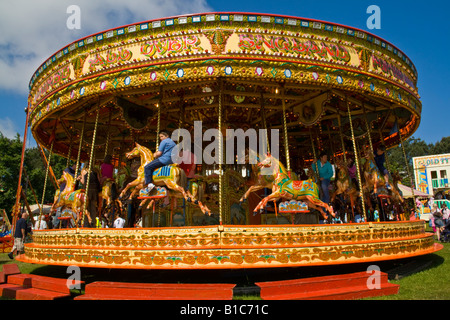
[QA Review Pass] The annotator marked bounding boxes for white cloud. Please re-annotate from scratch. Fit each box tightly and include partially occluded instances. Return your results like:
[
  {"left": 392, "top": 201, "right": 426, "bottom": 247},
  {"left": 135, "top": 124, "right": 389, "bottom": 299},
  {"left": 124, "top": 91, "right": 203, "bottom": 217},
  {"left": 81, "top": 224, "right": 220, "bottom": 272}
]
[
  {"left": 0, "top": 117, "right": 18, "bottom": 139},
  {"left": 0, "top": 0, "right": 212, "bottom": 94}
]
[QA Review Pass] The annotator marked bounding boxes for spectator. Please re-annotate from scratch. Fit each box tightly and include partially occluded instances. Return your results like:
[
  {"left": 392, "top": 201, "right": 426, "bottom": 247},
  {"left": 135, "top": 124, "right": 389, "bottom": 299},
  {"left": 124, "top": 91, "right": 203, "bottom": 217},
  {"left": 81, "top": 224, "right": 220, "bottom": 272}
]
[
  {"left": 33, "top": 214, "right": 48, "bottom": 230},
  {"left": 113, "top": 213, "right": 126, "bottom": 228},
  {"left": 432, "top": 204, "right": 444, "bottom": 241},
  {"left": 441, "top": 203, "right": 449, "bottom": 225},
  {"left": 8, "top": 212, "right": 29, "bottom": 259}
]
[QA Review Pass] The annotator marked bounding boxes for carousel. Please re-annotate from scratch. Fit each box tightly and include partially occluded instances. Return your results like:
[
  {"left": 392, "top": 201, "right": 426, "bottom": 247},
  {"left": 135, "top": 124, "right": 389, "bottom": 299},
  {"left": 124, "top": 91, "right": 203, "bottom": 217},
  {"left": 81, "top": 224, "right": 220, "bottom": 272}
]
[{"left": 15, "top": 12, "right": 441, "bottom": 269}]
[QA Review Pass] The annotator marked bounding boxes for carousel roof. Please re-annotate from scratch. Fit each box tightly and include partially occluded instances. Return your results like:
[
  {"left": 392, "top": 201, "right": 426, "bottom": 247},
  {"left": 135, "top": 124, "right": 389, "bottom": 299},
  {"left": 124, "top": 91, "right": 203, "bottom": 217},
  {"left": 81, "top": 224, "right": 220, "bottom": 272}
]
[{"left": 27, "top": 12, "right": 421, "bottom": 165}]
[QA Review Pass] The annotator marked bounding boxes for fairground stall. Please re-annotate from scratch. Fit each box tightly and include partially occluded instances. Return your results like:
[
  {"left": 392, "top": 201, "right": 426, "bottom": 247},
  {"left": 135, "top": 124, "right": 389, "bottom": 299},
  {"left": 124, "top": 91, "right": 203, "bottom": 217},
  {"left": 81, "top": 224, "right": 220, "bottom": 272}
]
[{"left": 16, "top": 12, "right": 441, "bottom": 269}]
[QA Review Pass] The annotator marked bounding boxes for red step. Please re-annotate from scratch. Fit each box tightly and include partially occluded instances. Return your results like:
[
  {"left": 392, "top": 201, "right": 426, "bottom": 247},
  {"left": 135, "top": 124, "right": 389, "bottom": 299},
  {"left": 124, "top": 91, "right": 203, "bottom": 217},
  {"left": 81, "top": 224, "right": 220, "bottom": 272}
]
[
  {"left": 8, "top": 274, "right": 83, "bottom": 293},
  {"left": 15, "top": 288, "right": 70, "bottom": 300},
  {"left": 0, "top": 284, "right": 26, "bottom": 299},
  {"left": 0, "top": 263, "right": 21, "bottom": 284},
  {"left": 256, "top": 271, "right": 399, "bottom": 300},
  {"left": 75, "top": 282, "right": 235, "bottom": 300}
]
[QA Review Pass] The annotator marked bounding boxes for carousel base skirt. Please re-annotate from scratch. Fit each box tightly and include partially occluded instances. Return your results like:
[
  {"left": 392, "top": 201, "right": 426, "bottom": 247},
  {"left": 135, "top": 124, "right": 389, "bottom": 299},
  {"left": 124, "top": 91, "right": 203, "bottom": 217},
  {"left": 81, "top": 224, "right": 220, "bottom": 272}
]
[{"left": 17, "top": 221, "right": 442, "bottom": 270}]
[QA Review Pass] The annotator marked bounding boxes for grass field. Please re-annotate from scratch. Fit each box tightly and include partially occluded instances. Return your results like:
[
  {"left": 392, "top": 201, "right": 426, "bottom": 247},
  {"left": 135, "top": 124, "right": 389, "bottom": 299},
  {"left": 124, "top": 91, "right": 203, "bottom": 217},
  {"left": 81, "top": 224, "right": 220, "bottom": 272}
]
[{"left": 0, "top": 236, "right": 448, "bottom": 300}]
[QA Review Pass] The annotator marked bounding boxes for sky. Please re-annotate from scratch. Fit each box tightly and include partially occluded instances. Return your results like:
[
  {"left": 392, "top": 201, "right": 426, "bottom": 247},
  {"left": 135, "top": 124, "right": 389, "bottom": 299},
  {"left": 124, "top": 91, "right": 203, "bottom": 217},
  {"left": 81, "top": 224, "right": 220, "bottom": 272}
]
[{"left": 0, "top": 0, "right": 449, "bottom": 149}]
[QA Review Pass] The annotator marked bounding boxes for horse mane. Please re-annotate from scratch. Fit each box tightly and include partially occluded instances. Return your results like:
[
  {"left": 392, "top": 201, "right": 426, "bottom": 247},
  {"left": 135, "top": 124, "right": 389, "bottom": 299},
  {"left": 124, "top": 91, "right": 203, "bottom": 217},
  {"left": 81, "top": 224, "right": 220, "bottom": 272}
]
[
  {"left": 62, "top": 171, "right": 75, "bottom": 192},
  {"left": 266, "top": 154, "right": 290, "bottom": 178}
]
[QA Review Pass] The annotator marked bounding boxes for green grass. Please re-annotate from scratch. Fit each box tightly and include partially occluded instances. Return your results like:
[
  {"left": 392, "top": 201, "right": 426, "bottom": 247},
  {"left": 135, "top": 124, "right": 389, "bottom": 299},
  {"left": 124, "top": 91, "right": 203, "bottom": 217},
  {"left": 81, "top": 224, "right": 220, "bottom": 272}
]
[{"left": 368, "top": 242, "right": 450, "bottom": 300}]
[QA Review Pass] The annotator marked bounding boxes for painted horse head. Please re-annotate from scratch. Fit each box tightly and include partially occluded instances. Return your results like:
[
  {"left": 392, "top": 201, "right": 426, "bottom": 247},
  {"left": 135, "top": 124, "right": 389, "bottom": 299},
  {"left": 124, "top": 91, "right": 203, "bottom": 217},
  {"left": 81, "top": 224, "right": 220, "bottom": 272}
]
[{"left": 126, "top": 142, "right": 153, "bottom": 160}]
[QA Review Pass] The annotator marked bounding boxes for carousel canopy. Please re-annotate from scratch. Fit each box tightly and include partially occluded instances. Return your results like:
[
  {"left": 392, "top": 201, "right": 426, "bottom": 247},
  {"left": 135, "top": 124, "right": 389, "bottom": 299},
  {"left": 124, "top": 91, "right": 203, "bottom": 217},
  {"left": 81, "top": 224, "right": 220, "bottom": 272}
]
[{"left": 27, "top": 12, "right": 421, "bottom": 167}]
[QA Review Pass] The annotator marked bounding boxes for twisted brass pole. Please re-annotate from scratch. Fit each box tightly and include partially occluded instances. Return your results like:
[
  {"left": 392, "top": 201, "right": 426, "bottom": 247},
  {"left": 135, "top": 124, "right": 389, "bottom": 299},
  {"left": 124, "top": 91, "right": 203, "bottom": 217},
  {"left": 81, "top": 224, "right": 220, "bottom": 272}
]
[
  {"left": 346, "top": 97, "right": 366, "bottom": 221},
  {"left": 81, "top": 108, "right": 100, "bottom": 227}
]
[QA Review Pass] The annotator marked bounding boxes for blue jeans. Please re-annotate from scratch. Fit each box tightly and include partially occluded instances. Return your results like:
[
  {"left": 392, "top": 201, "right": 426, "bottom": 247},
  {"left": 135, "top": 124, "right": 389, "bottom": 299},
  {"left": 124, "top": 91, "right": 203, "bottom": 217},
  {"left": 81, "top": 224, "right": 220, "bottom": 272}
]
[
  {"left": 144, "top": 159, "right": 164, "bottom": 185},
  {"left": 321, "top": 179, "right": 330, "bottom": 204}
]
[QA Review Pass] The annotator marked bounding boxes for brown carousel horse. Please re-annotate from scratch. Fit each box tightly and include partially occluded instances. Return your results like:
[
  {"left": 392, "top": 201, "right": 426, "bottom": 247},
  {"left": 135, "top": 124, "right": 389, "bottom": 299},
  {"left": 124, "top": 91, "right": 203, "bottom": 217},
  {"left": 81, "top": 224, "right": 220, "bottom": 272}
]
[
  {"left": 51, "top": 170, "right": 90, "bottom": 226},
  {"left": 253, "top": 153, "right": 335, "bottom": 220},
  {"left": 119, "top": 142, "right": 211, "bottom": 215},
  {"left": 331, "top": 158, "right": 359, "bottom": 215},
  {"left": 98, "top": 177, "right": 123, "bottom": 226},
  {"left": 362, "top": 146, "right": 404, "bottom": 205}
]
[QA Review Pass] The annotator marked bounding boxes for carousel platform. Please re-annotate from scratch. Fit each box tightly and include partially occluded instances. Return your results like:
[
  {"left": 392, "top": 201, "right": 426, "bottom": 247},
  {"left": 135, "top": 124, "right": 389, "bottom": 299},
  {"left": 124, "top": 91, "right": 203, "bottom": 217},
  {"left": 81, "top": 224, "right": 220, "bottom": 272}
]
[{"left": 17, "top": 220, "right": 442, "bottom": 270}]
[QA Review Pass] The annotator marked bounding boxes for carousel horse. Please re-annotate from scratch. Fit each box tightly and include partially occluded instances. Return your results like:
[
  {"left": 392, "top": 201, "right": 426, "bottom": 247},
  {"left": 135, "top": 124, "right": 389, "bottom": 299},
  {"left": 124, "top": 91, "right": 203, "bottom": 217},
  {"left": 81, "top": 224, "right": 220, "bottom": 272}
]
[
  {"left": 362, "top": 146, "right": 404, "bottom": 203},
  {"left": 331, "top": 158, "right": 359, "bottom": 214},
  {"left": 238, "top": 150, "right": 298, "bottom": 204},
  {"left": 253, "top": 153, "right": 335, "bottom": 220},
  {"left": 119, "top": 142, "right": 210, "bottom": 215},
  {"left": 362, "top": 146, "right": 385, "bottom": 195},
  {"left": 99, "top": 178, "right": 123, "bottom": 226},
  {"left": 51, "top": 171, "right": 90, "bottom": 225},
  {"left": 239, "top": 152, "right": 274, "bottom": 203},
  {"left": 390, "top": 171, "right": 405, "bottom": 204}
]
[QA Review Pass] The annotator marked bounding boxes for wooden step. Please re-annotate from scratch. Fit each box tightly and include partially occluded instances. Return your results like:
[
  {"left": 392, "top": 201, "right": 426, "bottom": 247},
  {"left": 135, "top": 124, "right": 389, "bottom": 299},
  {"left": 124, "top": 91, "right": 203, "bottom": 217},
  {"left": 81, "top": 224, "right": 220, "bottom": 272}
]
[
  {"left": 15, "top": 288, "right": 71, "bottom": 300},
  {"left": 256, "top": 271, "right": 399, "bottom": 300},
  {"left": 0, "top": 283, "right": 26, "bottom": 299},
  {"left": 260, "top": 283, "right": 399, "bottom": 300},
  {"left": 76, "top": 281, "right": 235, "bottom": 300},
  {"left": 0, "top": 264, "right": 21, "bottom": 284},
  {"left": 8, "top": 273, "right": 84, "bottom": 293},
  {"left": 75, "top": 294, "right": 171, "bottom": 300}
]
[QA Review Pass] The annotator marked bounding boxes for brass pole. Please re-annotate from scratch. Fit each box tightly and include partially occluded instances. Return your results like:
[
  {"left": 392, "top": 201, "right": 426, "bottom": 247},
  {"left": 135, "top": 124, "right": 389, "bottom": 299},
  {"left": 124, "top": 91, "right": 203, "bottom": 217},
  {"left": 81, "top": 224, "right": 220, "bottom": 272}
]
[
  {"left": 74, "top": 113, "right": 87, "bottom": 192},
  {"left": 218, "top": 79, "right": 224, "bottom": 226},
  {"left": 38, "top": 140, "right": 54, "bottom": 227},
  {"left": 81, "top": 108, "right": 100, "bottom": 227},
  {"left": 281, "top": 85, "right": 290, "bottom": 174},
  {"left": 346, "top": 97, "right": 367, "bottom": 221}
]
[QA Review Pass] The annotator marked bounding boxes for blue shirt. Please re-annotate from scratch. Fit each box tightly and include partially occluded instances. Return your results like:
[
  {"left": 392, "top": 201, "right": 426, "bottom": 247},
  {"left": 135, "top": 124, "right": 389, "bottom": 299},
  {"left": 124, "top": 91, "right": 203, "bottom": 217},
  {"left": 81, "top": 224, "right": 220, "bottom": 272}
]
[
  {"left": 158, "top": 138, "right": 176, "bottom": 165},
  {"left": 312, "top": 160, "right": 333, "bottom": 180}
]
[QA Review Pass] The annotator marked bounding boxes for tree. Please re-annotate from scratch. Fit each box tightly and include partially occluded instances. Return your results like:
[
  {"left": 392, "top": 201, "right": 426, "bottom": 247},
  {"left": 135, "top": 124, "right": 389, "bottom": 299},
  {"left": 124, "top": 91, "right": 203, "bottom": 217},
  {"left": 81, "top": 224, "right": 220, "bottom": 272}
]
[
  {"left": 431, "top": 137, "right": 450, "bottom": 155},
  {"left": 0, "top": 132, "right": 68, "bottom": 221},
  {"left": 386, "top": 136, "right": 445, "bottom": 187},
  {"left": 0, "top": 133, "right": 22, "bottom": 215}
]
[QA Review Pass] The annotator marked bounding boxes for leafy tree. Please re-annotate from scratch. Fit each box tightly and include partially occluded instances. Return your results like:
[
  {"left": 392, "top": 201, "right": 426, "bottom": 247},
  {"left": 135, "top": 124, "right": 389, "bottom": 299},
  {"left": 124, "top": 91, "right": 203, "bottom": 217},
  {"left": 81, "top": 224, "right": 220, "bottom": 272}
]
[
  {"left": 0, "top": 133, "right": 22, "bottom": 216},
  {"left": 386, "top": 136, "right": 445, "bottom": 187},
  {"left": 430, "top": 137, "right": 450, "bottom": 155},
  {"left": 0, "top": 132, "right": 68, "bottom": 222}
]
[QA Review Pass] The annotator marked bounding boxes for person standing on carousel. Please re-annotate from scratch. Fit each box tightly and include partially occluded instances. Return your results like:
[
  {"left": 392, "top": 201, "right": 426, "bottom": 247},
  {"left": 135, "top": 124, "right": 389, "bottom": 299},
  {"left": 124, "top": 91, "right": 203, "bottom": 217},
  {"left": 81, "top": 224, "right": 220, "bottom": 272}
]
[
  {"left": 312, "top": 151, "right": 333, "bottom": 205},
  {"left": 99, "top": 154, "right": 114, "bottom": 185},
  {"left": 79, "top": 163, "right": 101, "bottom": 227},
  {"left": 141, "top": 130, "right": 176, "bottom": 195},
  {"left": 374, "top": 144, "right": 392, "bottom": 190}
]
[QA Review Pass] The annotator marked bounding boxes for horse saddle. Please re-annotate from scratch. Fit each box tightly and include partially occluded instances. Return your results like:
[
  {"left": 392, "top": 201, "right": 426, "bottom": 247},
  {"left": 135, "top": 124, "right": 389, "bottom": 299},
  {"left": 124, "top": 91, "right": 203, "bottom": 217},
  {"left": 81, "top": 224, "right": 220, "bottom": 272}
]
[
  {"left": 153, "top": 165, "right": 177, "bottom": 178},
  {"left": 292, "top": 181, "right": 303, "bottom": 190}
]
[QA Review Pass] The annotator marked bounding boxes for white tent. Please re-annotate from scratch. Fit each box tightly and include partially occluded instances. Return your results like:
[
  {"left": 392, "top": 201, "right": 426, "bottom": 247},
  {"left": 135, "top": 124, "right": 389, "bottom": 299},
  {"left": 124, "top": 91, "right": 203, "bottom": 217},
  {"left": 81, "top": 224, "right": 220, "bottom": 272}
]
[
  {"left": 28, "top": 204, "right": 52, "bottom": 215},
  {"left": 397, "top": 184, "right": 432, "bottom": 198}
]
